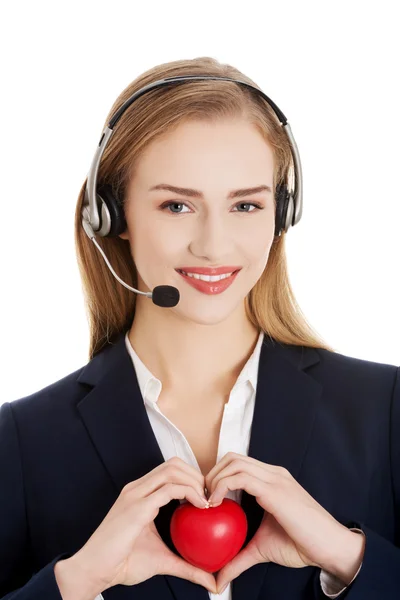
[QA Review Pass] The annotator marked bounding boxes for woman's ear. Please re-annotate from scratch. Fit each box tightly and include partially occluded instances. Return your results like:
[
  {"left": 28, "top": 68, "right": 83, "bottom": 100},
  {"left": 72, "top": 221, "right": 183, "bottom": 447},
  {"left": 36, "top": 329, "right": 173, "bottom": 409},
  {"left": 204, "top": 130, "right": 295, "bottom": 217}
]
[{"left": 118, "top": 230, "right": 129, "bottom": 240}]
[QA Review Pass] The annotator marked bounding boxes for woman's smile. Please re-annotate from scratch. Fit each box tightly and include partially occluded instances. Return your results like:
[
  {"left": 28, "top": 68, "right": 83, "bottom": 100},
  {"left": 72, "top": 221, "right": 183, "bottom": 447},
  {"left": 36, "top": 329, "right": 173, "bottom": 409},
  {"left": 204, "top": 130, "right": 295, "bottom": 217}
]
[{"left": 175, "top": 268, "right": 241, "bottom": 294}]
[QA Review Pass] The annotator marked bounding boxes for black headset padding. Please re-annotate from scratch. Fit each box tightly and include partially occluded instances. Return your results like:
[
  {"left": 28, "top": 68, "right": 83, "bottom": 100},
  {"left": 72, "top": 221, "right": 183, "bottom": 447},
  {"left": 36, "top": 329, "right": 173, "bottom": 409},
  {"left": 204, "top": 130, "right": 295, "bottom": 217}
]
[
  {"left": 274, "top": 182, "right": 291, "bottom": 237},
  {"left": 96, "top": 184, "right": 128, "bottom": 237}
]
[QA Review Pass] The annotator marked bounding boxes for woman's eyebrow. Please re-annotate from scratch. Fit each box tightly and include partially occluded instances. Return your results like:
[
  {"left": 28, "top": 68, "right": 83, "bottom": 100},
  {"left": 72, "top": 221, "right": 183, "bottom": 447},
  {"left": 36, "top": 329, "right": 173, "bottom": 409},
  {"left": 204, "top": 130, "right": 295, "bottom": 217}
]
[{"left": 148, "top": 183, "right": 272, "bottom": 199}]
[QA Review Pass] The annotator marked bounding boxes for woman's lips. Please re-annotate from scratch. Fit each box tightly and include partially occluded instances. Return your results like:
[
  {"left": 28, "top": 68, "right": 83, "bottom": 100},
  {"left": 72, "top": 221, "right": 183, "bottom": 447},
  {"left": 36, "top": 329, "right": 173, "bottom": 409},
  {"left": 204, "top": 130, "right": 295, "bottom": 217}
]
[{"left": 176, "top": 269, "right": 240, "bottom": 295}]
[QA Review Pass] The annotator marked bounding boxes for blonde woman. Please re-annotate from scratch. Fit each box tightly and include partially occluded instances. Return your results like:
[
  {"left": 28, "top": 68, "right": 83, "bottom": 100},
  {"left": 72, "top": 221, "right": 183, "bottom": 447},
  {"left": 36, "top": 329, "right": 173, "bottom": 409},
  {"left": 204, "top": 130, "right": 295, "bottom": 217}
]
[{"left": 1, "top": 58, "right": 399, "bottom": 600}]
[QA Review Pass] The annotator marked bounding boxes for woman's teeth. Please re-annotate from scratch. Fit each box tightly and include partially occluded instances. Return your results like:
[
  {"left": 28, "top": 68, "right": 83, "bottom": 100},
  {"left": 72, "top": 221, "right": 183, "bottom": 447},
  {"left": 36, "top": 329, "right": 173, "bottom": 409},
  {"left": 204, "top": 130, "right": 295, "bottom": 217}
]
[{"left": 178, "top": 270, "right": 235, "bottom": 282}]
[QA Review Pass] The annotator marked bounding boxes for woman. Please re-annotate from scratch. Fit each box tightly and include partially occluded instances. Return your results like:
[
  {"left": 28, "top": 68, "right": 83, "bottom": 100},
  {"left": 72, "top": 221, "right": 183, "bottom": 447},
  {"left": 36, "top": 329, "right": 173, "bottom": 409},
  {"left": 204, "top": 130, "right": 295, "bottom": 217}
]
[{"left": 1, "top": 57, "right": 399, "bottom": 600}]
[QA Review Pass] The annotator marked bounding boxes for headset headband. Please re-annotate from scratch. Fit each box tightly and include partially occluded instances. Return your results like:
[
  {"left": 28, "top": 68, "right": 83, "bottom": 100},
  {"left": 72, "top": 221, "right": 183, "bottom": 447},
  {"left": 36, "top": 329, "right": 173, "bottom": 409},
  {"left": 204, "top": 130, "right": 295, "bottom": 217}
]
[{"left": 83, "top": 75, "right": 303, "bottom": 236}]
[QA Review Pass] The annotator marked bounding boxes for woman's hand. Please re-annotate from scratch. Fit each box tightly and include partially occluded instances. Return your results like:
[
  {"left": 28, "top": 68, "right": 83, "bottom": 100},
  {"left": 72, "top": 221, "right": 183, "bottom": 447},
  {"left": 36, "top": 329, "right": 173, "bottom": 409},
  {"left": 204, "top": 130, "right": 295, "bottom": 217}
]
[
  {"left": 205, "top": 452, "right": 364, "bottom": 594},
  {"left": 68, "top": 457, "right": 216, "bottom": 595}
]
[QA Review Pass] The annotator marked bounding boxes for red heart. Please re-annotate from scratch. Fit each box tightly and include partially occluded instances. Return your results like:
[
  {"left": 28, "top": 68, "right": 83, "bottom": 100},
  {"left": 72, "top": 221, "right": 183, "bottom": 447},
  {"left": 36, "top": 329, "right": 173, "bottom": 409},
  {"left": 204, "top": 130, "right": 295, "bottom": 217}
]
[{"left": 170, "top": 498, "right": 248, "bottom": 573}]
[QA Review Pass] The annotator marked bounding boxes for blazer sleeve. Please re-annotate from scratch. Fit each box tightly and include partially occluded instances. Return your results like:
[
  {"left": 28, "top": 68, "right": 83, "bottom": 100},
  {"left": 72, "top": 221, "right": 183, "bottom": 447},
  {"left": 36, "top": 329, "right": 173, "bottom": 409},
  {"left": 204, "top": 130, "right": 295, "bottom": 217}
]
[
  {"left": 0, "top": 401, "right": 72, "bottom": 599},
  {"left": 313, "top": 365, "right": 400, "bottom": 599}
]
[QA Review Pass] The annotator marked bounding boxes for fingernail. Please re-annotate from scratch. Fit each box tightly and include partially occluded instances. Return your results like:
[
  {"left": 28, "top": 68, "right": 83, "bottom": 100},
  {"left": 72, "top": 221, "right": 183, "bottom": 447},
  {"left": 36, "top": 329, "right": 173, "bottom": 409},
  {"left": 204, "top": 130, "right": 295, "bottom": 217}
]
[
  {"left": 200, "top": 496, "right": 210, "bottom": 507},
  {"left": 219, "top": 583, "right": 228, "bottom": 594},
  {"left": 209, "top": 498, "right": 220, "bottom": 507}
]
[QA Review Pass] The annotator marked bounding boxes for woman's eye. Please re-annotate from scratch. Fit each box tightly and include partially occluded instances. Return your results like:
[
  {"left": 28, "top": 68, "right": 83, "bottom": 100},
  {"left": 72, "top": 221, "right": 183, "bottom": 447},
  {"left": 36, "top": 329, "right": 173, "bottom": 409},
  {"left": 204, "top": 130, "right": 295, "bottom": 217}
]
[
  {"left": 161, "top": 202, "right": 191, "bottom": 214},
  {"left": 233, "top": 202, "right": 262, "bottom": 212},
  {"left": 160, "top": 201, "right": 263, "bottom": 214}
]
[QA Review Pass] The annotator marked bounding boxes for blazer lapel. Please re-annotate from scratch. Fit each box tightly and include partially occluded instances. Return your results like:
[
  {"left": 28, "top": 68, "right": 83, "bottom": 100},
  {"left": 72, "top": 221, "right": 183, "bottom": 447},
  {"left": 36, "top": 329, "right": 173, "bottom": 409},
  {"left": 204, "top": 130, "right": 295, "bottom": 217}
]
[
  {"left": 233, "top": 338, "right": 322, "bottom": 600},
  {"left": 76, "top": 332, "right": 322, "bottom": 600},
  {"left": 76, "top": 332, "right": 207, "bottom": 600}
]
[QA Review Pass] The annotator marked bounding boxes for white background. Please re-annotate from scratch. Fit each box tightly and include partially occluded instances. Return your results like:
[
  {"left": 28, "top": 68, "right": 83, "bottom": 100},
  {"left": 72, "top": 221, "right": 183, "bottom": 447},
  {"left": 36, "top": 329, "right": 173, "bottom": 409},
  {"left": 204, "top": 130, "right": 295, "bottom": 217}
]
[{"left": 1, "top": 0, "right": 399, "bottom": 403}]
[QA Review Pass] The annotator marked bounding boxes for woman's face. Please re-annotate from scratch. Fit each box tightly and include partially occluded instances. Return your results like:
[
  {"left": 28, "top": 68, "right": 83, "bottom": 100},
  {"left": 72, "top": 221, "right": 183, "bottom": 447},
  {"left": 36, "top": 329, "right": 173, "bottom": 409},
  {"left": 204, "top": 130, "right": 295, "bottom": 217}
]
[{"left": 120, "top": 117, "right": 276, "bottom": 325}]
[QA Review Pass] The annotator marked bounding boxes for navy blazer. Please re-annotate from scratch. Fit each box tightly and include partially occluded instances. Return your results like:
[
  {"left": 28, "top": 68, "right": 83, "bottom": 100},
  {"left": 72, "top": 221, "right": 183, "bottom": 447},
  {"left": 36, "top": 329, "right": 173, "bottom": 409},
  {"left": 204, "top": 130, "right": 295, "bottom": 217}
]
[{"left": 1, "top": 331, "right": 400, "bottom": 600}]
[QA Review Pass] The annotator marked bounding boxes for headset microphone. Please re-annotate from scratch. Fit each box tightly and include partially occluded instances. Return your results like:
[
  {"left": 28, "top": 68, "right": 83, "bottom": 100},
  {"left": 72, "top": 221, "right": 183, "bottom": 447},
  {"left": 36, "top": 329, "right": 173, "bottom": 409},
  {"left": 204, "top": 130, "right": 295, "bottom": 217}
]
[
  {"left": 81, "top": 217, "right": 180, "bottom": 307},
  {"left": 81, "top": 75, "right": 303, "bottom": 308}
]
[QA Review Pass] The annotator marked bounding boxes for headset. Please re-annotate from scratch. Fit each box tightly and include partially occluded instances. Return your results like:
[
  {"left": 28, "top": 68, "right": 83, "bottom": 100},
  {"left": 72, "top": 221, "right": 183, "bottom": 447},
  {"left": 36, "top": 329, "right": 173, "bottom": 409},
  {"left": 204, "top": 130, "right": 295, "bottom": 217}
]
[{"left": 82, "top": 75, "right": 303, "bottom": 308}]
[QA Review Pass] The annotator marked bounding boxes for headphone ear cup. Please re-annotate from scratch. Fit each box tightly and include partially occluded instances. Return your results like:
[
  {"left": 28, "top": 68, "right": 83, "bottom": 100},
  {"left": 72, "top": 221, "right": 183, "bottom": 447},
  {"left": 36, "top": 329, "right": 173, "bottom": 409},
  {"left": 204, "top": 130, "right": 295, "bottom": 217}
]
[
  {"left": 96, "top": 184, "right": 128, "bottom": 237},
  {"left": 274, "top": 183, "right": 292, "bottom": 237}
]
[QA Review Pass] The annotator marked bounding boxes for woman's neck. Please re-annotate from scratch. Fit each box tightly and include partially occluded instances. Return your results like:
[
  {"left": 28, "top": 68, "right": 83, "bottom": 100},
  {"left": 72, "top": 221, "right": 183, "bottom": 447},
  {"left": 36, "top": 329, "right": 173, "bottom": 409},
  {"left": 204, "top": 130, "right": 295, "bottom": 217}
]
[{"left": 127, "top": 304, "right": 260, "bottom": 396}]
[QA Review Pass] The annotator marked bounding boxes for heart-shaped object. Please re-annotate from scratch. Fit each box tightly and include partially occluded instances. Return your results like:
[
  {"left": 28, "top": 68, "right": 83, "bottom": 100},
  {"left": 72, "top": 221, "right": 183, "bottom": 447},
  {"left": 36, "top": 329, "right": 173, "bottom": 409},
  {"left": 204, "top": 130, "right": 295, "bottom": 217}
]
[{"left": 170, "top": 498, "right": 248, "bottom": 573}]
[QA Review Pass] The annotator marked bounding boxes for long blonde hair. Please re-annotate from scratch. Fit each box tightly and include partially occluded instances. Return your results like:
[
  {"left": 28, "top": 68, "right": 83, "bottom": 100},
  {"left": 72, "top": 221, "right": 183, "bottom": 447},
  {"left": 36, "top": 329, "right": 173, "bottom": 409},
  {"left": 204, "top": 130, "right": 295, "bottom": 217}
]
[{"left": 74, "top": 57, "right": 335, "bottom": 360}]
